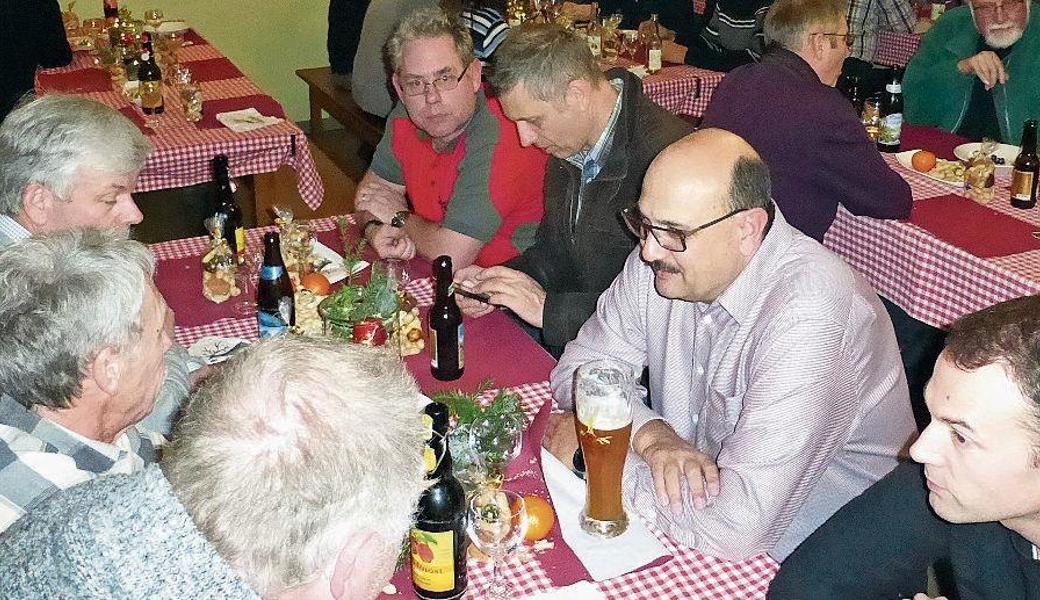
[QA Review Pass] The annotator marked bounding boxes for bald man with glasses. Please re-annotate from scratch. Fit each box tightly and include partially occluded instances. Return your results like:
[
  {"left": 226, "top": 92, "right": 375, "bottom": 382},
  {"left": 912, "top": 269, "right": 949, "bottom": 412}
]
[{"left": 546, "top": 129, "right": 915, "bottom": 563}]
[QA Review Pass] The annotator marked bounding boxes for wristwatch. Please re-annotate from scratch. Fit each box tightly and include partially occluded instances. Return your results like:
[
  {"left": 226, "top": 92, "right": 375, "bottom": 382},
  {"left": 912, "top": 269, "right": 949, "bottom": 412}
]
[{"left": 390, "top": 210, "right": 411, "bottom": 228}]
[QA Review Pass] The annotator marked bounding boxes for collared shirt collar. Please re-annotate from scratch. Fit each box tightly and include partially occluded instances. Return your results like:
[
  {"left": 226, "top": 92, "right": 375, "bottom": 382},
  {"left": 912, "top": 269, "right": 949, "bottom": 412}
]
[
  {"left": 714, "top": 207, "right": 796, "bottom": 325},
  {"left": 564, "top": 78, "right": 625, "bottom": 181},
  {"left": 0, "top": 393, "right": 128, "bottom": 471},
  {"left": 0, "top": 215, "right": 30, "bottom": 243}
]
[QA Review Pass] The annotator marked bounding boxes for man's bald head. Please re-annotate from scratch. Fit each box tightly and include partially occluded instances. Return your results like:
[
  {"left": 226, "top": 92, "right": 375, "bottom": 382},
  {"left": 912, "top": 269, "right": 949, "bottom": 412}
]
[{"left": 635, "top": 129, "right": 775, "bottom": 303}]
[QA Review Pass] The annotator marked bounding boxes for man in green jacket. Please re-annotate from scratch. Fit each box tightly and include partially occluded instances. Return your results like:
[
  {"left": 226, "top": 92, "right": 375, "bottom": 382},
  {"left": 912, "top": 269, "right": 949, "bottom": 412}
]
[{"left": 903, "top": 0, "right": 1039, "bottom": 144}]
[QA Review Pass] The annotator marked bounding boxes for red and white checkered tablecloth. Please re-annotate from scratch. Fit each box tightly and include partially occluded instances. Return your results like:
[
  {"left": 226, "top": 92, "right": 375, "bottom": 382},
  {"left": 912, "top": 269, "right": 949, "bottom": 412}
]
[
  {"left": 633, "top": 65, "right": 723, "bottom": 118},
  {"left": 35, "top": 31, "right": 324, "bottom": 208},
  {"left": 874, "top": 31, "right": 922, "bottom": 68},
  {"left": 823, "top": 154, "right": 1040, "bottom": 329}
]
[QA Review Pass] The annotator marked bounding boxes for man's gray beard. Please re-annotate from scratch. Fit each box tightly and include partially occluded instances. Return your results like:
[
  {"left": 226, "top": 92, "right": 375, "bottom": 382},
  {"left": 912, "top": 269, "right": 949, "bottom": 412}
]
[{"left": 984, "top": 26, "right": 1025, "bottom": 48}]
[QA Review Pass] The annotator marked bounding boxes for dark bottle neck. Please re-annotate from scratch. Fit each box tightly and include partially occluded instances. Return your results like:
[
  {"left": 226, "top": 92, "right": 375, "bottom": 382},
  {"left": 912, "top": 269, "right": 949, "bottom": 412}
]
[
  {"left": 263, "top": 235, "right": 284, "bottom": 267},
  {"left": 1022, "top": 121, "right": 1038, "bottom": 155}
]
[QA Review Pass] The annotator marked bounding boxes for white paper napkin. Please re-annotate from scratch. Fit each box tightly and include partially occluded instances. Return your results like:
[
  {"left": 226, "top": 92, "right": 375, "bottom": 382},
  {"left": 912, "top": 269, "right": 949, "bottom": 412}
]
[
  {"left": 519, "top": 580, "right": 606, "bottom": 599},
  {"left": 626, "top": 65, "right": 649, "bottom": 79},
  {"left": 540, "top": 448, "right": 670, "bottom": 582},
  {"left": 216, "top": 108, "right": 282, "bottom": 132}
]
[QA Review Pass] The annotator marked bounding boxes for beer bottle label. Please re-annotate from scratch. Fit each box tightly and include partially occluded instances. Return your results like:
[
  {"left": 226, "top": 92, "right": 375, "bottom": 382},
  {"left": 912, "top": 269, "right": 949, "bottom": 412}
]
[
  {"left": 261, "top": 265, "right": 285, "bottom": 280},
  {"left": 879, "top": 113, "right": 903, "bottom": 144},
  {"left": 257, "top": 308, "right": 288, "bottom": 338},
  {"left": 588, "top": 34, "right": 602, "bottom": 58},
  {"left": 430, "top": 329, "right": 438, "bottom": 369},
  {"left": 648, "top": 48, "right": 662, "bottom": 72},
  {"left": 141, "top": 80, "right": 163, "bottom": 110},
  {"left": 234, "top": 227, "right": 246, "bottom": 256},
  {"left": 457, "top": 325, "right": 464, "bottom": 369},
  {"left": 1011, "top": 169, "right": 1036, "bottom": 200},
  {"left": 410, "top": 529, "right": 455, "bottom": 593}
]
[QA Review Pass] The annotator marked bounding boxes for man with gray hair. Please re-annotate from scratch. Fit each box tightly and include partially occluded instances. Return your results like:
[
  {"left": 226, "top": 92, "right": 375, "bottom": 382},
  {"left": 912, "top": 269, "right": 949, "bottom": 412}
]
[
  {"left": 0, "top": 229, "right": 171, "bottom": 533},
  {"left": 354, "top": 6, "right": 547, "bottom": 270},
  {"left": 0, "top": 94, "right": 151, "bottom": 246},
  {"left": 0, "top": 336, "right": 428, "bottom": 599},
  {"left": 903, "top": 0, "right": 1039, "bottom": 144},
  {"left": 0, "top": 93, "right": 189, "bottom": 436},
  {"left": 454, "top": 23, "right": 690, "bottom": 356},
  {"left": 546, "top": 129, "right": 914, "bottom": 561}
]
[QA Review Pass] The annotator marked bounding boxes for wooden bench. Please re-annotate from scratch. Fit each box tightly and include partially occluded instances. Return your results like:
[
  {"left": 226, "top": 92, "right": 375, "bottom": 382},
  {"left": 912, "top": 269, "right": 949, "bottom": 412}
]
[{"left": 295, "top": 66, "right": 385, "bottom": 152}]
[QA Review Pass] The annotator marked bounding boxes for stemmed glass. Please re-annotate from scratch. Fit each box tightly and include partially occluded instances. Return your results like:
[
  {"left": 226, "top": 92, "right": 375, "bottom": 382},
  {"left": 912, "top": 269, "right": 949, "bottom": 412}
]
[
  {"left": 233, "top": 246, "right": 263, "bottom": 316},
  {"left": 469, "top": 414, "right": 523, "bottom": 489},
  {"left": 468, "top": 489, "right": 528, "bottom": 599},
  {"left": 144, "top": 9, "right": 164, "bottom": 29}
]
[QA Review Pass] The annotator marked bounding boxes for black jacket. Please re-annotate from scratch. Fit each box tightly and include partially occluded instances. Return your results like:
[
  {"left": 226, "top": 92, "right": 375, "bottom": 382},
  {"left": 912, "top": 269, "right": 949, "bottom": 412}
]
[
  {"left": 507, "top": 69, "right": 691, "bottom": 356},
  {"left": 0, "top": 0, "right": 72, "bottom": 121}
]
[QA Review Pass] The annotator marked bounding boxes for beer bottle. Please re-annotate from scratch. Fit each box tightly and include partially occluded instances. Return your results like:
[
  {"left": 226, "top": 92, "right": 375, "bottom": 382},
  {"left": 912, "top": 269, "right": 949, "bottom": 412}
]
[
  {"left": 647, "top": 14, "right": 663, "bottom": 74},
  {"left": 256, "top": 232, "right": 295, "bottom": 337},
  {"left": 211, "top": 155, "right": 245, "bottom": 261},
  {"left": 103, "top": 0, "right": 118, "bottom": 20},
  {"left": 123, "top": 42, "right": 141, "bottom": 82},
  {"left": 430, "top": 255, "right": 463, "bottom": 381},
  {"left": 411, "top": 402, "right": 469, "bottom": 600},
  {"left": 877, "top": 72, "right": 904, "bottom": 153},
  {"left": 587, "top": 3, "right": 602, "bottom": 59},
  {"left": 1011, "top": 119, "right": 1039, "bottom": 209},
  {"left": 138, "top": 35, "right": 164, "bottom": 115}
]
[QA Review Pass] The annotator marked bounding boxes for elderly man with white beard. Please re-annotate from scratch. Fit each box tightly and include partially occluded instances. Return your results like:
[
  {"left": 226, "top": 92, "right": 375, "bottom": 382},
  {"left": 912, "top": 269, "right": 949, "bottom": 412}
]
[{"left": 903, "top": 0, "right": 1039, "bottom": 144}]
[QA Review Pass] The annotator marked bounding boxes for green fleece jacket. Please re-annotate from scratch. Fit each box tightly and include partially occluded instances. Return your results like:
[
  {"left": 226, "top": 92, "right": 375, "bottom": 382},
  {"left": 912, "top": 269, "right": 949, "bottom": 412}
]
[{"left": 903, "top": 6, "right": 1040, "bottom": 144}]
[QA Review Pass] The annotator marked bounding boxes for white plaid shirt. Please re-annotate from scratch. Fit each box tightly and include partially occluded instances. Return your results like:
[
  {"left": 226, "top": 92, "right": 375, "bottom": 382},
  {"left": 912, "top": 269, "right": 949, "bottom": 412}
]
[{"left": 0, "top": 394, "right": 164, "bottom": 533}]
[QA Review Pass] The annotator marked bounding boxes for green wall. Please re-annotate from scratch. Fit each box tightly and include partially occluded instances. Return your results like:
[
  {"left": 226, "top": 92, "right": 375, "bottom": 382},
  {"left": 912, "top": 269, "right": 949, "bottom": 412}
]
[{"left": 119, "top": 0, "right": 329, "bottom": 121}]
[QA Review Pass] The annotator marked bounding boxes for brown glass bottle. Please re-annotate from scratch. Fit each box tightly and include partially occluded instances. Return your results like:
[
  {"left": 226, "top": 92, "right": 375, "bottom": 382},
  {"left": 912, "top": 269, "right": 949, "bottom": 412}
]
[
  {"left": 211, "top": 155, "right": 244, "bottom": 261},
  {"left": 411, "top": 402, "right": 469, "bottom": 599},
  {"left": 429, "top": 256, "right": 463, "bottom": 381},
  {"left": 138, "top": 36, "right": 164, "bottom": 116},
  {"left": 1011, "top": 119, "right": 1039, "bottom": 209},
  {"left": 256, "top": 232, "right": 294, "bottom": 337}
]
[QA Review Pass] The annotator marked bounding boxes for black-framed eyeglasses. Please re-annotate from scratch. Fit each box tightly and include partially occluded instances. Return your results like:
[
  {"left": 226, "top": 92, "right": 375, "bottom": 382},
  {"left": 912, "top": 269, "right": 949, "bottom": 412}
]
[
  {"left": 971, "top": 0, "right": 1025, "bottom": 16},
  {"left": 399, "top": 63, "right": 471, "bottom": 97},
  {"left": 816, "top": 32, "right": 858, "bottom": 48},
  {"left": 621, "top": 206, "right": 749, "bottom": 252}
]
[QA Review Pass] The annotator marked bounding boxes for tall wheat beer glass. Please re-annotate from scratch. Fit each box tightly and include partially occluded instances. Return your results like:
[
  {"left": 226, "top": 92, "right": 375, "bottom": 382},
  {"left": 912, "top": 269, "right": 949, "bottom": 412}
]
[{"left": 573, "top": 360, "right": 635, "bottom": 537}]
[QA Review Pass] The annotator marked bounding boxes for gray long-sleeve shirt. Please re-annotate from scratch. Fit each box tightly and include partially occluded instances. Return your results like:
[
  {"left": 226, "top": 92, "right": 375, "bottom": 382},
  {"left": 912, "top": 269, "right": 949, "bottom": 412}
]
[{"left": 552, "top": 210, "right": 916, "bottom": 561}]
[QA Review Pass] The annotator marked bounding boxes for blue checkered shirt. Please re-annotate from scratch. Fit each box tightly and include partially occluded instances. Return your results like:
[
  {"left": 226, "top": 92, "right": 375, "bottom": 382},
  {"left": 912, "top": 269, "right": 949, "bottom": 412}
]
[{"left": 0, "top": 394, "right": 162, "bottom": 533}]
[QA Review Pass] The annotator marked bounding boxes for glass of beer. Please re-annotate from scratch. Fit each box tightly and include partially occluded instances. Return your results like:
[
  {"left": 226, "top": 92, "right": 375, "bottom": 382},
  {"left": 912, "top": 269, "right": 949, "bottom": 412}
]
[{"left": 573, "top": 359, "right": 634, "bottom": 538}]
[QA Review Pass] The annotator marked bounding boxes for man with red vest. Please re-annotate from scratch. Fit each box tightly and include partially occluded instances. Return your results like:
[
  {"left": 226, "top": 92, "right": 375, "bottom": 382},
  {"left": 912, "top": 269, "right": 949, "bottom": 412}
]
[{"left": 356, "top": 7, "right": 547, "bottom": 269}]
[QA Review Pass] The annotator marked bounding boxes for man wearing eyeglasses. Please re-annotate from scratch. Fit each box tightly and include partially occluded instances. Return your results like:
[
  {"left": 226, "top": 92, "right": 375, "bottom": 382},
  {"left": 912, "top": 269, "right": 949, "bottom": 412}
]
[
  {"left": 354, "top": 7, "right": 547, "bottom": 269},
  {"left": 548, "top": 129, "right": 915, "bottom": 562},
  {"left": 903, "top": 0, "right": 1039, "bottom": 144},
  {"left": 701, "top": 0, "right": 911, "bottom": 244}
]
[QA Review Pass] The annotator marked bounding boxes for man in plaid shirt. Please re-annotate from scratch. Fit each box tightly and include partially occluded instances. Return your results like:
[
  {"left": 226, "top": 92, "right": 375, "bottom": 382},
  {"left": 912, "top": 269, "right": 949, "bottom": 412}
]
[
  {"left": 0, "top": 230, "right": 170, "bottom": 533},
  {"left": 844, "top": 0, "right": 920, "bottom": 94}
]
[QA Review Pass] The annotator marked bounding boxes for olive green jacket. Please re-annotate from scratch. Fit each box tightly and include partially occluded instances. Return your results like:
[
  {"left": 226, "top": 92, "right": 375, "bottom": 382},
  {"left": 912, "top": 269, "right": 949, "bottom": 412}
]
[{"left": 903, "top": 6, "right": 1040, "bottom": 144}]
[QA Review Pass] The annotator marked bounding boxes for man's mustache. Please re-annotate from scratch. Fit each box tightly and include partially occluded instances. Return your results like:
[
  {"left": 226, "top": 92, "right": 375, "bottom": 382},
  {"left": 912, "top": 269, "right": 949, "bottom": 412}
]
[{"left": 650, "top": 260, "right": 681, "bottom": 274}]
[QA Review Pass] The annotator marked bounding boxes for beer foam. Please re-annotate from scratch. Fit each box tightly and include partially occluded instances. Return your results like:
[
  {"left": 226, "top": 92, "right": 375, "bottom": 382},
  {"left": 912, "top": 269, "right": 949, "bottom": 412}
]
[{"left": 576, "top": 393, "right": 632, "bottom": 431}]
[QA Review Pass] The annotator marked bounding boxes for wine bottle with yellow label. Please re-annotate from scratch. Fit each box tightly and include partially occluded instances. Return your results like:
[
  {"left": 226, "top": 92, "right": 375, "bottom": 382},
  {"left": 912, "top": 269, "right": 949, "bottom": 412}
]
[{"left": 411, "top": 402, "right": 468, "bottom": 599}]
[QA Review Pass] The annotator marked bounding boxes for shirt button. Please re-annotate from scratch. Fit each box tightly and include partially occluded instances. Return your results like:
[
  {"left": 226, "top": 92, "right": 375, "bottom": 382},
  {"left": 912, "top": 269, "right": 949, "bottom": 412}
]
[{"left": 696, "top": 365, "right": 705, "bottom": 376}]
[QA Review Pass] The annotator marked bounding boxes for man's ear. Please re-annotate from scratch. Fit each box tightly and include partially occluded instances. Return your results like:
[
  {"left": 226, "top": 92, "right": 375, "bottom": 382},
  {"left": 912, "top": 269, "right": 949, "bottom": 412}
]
[
  {"left": 738, "top": 207, "right": 770, "bottom": 257},
  {"left": 20, "top": 182, "right": 56, "bottom": 232},
  {"left": 329, "top": 532, "right": 390, "bottom": 600},
  {"left": 391, "top": 71, "right": 404, "bottom": 99},
  {"left": 87, "top": 346, "right": 123, "bottom": 397},
  {"left": 564, "top": 78, "right": 592, "bottom": 111},
  {"left": 467, "top": 58, "right": 483, "bottom": 92}
]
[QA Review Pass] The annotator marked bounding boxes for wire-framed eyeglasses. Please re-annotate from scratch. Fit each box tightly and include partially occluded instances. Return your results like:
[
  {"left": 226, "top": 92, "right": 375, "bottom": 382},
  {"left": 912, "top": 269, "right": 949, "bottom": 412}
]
[
  {"left": 621, "top": 206, "right": 749, "bottom": 252},
  {"left": 399, "top": 63, "right": 471, "bottom": 97}
]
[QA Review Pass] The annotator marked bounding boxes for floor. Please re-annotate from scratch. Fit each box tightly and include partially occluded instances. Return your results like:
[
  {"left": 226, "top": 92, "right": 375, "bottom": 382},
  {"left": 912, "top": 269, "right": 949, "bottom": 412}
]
[{"left": 133, "top": 119, "right": 366, "bottom": 244}]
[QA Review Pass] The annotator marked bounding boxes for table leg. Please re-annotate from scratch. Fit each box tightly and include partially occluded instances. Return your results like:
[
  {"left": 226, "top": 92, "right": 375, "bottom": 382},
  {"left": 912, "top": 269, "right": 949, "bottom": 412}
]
[{"left": 309, "top": 92, "right": 324, "bottom": 140}]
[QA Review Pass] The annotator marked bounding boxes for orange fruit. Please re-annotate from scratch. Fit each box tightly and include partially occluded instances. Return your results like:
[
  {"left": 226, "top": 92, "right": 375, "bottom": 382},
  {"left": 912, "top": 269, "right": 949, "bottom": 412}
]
[
  {"left": 300, "top": 272, "right": 332, "bottom": 296},
  {"left": 911, "top": 150, "right": 938, "bottom": 172},
  {"left": 521, "top": 495, "right": 555, "bottom": 542}
]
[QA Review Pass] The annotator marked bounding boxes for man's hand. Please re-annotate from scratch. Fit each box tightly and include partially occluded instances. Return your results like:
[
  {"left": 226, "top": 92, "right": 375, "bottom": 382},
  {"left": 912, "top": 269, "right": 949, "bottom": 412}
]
[
  {"left": 543, "top": 411, "right": 580, "bottom": 467},
  {"left": 957, "top": 51, "right": 1009, "bottom": 90},
  {"left": 638, "top": 20, "right": 677, "bottom": 42},
  {"left": 355, "top": 181, "right": 407, "bottom": 223},
  {"left": 561, "top": 1, "right": 593, "bottom": 20},
  {"left": 463, "top": 266, "right": 546, "bottom": 328},
  {"left": 633, "top": 420, "right": 721, "bottom": 516},
  {"left": 454, "top": 264, "right": 496, "bottom": 318},
  {"left": 367, "top": 224, "right": 416, "bottom": 261}
]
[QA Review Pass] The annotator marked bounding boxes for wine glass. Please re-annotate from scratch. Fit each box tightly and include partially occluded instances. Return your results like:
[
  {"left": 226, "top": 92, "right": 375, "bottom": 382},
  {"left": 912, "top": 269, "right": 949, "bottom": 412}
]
[
  {"left": 233, "top": 246, "right": 263, "bottom": 316},
  {"left": 468, "top": 489, "right": 528, "bottom": 599},
  {"left": 469, "top": 414, "right": 523, "bottom": 488},
  {"left": 144, "top": 9, "right": 164, "bottom": 29}
]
